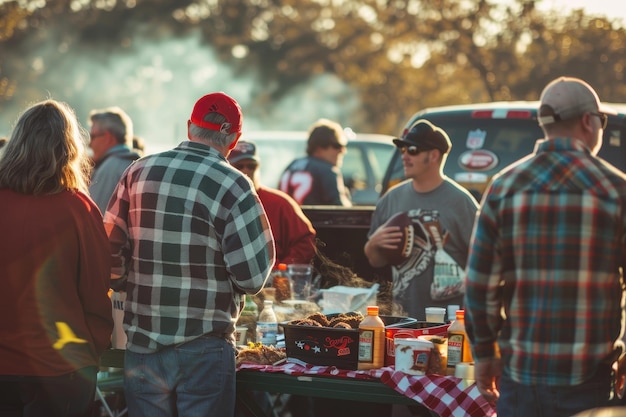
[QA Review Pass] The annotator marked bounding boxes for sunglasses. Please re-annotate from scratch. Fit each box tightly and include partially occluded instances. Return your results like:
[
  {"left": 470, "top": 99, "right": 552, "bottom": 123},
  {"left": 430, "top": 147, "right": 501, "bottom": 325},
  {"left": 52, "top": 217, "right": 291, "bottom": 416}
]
[
  {"left": 399, "top": 146, "right": 428, "bottom": 156},
  {"left": 234, "top": 162, "right": 259, "bottom": 170},
  {"left": 330, "top": 143, "right": 346, "bottom": 150},
  {"left": 589, "top": 112, "right": 608, "bottom": 129}
]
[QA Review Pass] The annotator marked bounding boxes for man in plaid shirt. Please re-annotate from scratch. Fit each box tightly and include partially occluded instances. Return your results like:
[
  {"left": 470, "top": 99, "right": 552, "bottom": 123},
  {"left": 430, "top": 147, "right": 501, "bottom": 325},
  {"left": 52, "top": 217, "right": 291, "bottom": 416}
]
[
  {"left": 103, "top": 92, "right": 275, "bottom": 417},
  {"left": 465, "top": 77, "right": 626, "bottom": 416}
]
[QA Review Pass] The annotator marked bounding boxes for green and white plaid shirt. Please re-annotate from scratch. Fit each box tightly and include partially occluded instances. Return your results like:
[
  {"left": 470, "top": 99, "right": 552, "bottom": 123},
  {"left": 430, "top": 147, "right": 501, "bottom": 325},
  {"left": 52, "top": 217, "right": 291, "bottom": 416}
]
[{"left": 104, "top": 140, "right": 275, "bottom": 353}]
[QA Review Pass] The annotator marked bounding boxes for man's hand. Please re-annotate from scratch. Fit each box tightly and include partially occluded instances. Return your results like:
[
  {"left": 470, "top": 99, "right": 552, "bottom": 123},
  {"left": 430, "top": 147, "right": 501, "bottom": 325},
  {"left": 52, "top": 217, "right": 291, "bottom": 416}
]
[
  {"left": 364, "top": 224, "right": 403, "bottom": 267},
  {"left": 475, "top": 357, "right": 502, "bottom": 406}
]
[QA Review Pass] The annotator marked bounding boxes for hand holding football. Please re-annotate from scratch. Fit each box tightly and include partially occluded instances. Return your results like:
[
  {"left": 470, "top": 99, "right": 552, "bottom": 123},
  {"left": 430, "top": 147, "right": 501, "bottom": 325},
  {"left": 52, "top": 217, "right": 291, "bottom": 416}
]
[{"left": 380, "top": 212, "right": 414, "bottom": 265}]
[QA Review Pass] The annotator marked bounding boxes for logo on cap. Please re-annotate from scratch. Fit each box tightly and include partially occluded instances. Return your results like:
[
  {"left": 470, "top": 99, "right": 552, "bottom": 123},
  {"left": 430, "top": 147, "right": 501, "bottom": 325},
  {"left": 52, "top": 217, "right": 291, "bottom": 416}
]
[{"left": 219, "top": 123, "right": 232, "bottom": 134}]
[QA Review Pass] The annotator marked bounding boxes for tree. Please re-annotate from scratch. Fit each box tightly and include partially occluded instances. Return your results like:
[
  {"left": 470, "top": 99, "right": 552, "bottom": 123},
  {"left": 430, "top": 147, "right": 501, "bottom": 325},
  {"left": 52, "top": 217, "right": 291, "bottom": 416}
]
[{"left": 0, "top": 0, "right": 624, "bottom": 137}]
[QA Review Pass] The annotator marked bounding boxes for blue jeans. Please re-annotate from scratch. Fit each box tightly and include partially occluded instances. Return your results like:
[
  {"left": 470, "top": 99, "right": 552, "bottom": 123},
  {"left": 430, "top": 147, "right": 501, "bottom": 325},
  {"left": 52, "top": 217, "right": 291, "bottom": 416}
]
[
  {"left": 497, "top": 365, "right": 617, "bottom": 417},
  {"left": 124, "top": 335, "right": 236, "bottom": 417}
]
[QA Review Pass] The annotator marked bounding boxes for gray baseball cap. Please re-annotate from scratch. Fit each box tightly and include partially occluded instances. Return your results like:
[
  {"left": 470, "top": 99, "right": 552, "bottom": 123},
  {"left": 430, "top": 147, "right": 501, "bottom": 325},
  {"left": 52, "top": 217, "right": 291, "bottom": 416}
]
[{"left": 538, "top": 77, "right": 616, "bottom": 126}]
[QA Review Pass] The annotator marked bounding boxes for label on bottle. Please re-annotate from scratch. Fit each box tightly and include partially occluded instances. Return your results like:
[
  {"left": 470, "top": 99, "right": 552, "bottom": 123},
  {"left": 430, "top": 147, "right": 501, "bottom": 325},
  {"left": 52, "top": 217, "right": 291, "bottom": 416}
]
[
  {"left": 447, "top": 333, "right": 464, "bottom": 367},
  {"left": 358, "top": 329, "right": 374, "bottom": 362},
  {"left": 257, "top": 322, "right": 277, "bottom": 346}
]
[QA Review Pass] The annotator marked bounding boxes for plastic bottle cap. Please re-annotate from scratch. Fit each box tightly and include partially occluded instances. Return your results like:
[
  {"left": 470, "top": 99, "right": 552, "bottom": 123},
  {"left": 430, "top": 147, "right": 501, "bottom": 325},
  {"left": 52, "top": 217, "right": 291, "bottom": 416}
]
[
  {"left": 366, "top": 306, "right": 379, "bottom": 315},
  {"left": 277, "top": 263, "right": 287, "bottom": 271},
  {"left": 456, "top": 310, "right": 464, "bottom": 319}
]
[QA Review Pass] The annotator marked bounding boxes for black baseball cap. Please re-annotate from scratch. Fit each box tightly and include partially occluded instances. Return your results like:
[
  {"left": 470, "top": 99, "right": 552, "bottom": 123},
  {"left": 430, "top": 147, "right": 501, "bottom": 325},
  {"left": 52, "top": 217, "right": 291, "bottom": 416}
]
[{"left": 393, "top": 119, "right": 451, "bottom": 154}]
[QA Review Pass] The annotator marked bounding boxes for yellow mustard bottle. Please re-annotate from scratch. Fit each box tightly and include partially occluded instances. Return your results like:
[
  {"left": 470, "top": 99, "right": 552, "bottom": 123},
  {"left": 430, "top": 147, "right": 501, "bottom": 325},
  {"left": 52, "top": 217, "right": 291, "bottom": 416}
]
[
  {"left": 358, "top": 305, "right": 386, "bottom": 370},
  {"left": 446, "top": 309, "right": 473, "bottom": 375}
]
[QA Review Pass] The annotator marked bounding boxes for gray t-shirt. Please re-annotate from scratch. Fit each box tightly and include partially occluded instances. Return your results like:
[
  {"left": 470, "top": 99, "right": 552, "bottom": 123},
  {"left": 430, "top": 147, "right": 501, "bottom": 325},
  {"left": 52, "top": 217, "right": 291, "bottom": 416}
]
[{"left": 368, "top": 178, "right": 478, "bottom": 320}]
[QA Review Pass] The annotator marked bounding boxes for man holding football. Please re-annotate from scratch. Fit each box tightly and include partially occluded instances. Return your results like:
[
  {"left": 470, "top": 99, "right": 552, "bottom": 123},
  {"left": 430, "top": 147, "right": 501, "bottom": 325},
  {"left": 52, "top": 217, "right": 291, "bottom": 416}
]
[{"left": 364, "top": 119, "right": 478, "bottom": 321}]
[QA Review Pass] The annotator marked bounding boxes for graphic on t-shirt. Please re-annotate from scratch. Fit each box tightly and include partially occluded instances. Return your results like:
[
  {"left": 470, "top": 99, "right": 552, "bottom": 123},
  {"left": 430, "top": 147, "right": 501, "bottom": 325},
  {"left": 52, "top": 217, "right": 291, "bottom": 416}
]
[{"left": 393, "top": 209, "right": 465, "bottom": 301}]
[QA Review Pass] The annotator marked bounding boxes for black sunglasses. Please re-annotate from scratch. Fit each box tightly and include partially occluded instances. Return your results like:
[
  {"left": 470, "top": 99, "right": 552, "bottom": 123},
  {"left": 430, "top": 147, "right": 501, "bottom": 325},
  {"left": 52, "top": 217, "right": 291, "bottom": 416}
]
[
  {"left": 589, "top": 112, "right": 608, "bottom": 129},
  {"left": 399, "top": 145, "right": 427, "bottom": 156}
]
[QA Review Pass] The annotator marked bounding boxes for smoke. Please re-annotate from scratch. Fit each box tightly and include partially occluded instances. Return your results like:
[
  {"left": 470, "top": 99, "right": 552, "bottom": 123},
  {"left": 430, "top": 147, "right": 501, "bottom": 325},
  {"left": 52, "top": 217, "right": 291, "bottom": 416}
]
[{"left": 0, "top": 27, "right": 362, "bottom": 155}]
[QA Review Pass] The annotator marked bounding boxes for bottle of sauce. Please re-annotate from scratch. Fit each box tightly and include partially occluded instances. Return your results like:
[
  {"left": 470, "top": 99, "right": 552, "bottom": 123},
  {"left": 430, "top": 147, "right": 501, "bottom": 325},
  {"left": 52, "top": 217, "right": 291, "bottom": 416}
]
[
  {"left": 447, "top": 309, "right": 473, "bottom": 375},
  {"left": 358, "top": 305, "right": 385, "bottom": 370},
  {"left": 257, "top": 299, "right": 278, "bottom": 346},
  {"left": 272, "top": 263, "right": 292, "bottom": 303},
  {"left": 238, "top": 294, "right": 259, "bottom": 344}
]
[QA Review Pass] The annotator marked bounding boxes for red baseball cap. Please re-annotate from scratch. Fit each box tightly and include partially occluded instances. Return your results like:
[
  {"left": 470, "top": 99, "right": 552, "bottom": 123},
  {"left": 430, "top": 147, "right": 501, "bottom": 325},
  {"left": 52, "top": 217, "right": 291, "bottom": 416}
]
[{"left": 190, "top": 92, "right": 243, "bottom": 134}]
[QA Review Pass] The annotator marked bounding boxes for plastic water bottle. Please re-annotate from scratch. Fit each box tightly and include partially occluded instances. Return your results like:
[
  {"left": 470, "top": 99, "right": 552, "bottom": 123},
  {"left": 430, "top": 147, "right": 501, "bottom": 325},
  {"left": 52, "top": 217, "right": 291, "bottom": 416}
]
[
  {"left": 237, "top": 294, "right": 258, "bottom": 343},
  {"left": 257, "top": 299, "right": 278, "bottom": 346}
]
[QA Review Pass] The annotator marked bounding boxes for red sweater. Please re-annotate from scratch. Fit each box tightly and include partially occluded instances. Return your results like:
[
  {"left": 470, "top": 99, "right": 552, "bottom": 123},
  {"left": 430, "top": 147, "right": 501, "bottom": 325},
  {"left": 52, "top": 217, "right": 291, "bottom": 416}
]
[
  {"left": 0, "top": 189, "right": 113, "bottom": 377},
  {"left": 257, "top": 186, "right": 316, "bottom": 265}
]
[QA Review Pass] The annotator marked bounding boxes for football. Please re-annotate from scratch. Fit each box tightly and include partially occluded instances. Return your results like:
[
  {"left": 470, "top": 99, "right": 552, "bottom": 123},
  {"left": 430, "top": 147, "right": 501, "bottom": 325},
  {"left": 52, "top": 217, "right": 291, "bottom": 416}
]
[{"left": 381, "top": 212, "right": 414, "bottom": 265}]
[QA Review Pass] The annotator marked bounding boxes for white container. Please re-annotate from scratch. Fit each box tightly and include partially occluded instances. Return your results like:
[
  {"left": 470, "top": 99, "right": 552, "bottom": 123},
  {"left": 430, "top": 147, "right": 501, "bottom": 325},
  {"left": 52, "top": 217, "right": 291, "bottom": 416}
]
[
  {"left": 425, "top": 307, "right": 446, "bottom": 323},
  {"left": 447, "top": 304, "right": 460, "bottom": 322},
  {"left": 394, "top": 338, "right": 433, "bottom": 375},
  {"left": 319, "top": 284, "right": 378, "bottom": 315},
  {"left": 454, "top": 362, "right": 475, "bottom": 389},
  {"left": 235, "top": 326, "right": 248, "bottom": 345}
]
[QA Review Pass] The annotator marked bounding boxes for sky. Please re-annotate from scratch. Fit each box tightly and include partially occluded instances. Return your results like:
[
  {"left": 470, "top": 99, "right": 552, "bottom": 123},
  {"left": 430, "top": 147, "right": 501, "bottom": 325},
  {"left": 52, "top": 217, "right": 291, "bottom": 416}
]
[{"left": 535, "top": 0, "right": 626, "bottom": 26}]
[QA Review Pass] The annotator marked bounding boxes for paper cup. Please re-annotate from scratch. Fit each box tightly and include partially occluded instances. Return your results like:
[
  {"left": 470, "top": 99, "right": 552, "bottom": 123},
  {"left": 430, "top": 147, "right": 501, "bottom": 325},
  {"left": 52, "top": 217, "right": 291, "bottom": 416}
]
[
  {"left": 235, "top": 326, "right": 248, "bottom": 345},
  {"left": 447, "top": 304, "right": 460, "bottom": 322},
  {"left": 425, "top": 307, "right": 446, "bottom": 323},
  {"left": 454, "top": 362, "right": 475, "bottom": 389}
]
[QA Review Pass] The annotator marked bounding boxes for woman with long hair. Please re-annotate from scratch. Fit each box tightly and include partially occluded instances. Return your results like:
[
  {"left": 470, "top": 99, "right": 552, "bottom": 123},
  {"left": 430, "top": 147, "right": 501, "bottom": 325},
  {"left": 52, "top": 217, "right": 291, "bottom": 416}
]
[{"left": 0, "top": 99, "right": 113, "bottom": 417}]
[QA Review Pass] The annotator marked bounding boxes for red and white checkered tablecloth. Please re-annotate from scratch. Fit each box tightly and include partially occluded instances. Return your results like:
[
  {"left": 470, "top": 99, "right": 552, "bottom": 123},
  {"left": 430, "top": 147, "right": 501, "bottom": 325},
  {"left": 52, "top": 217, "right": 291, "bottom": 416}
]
[
  {"left": 379, "top": 368, "right": 495, "bottom": 417},
  {"left": 237, "top": 362, "right": 496, "bottom": 417}
]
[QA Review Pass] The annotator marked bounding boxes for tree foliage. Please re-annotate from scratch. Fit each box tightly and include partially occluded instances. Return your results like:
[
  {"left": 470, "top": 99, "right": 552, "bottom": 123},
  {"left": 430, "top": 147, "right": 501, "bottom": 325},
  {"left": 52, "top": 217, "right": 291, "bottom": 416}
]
[{"left": 0, "top": 0, "right": 625, "bottom": 135}]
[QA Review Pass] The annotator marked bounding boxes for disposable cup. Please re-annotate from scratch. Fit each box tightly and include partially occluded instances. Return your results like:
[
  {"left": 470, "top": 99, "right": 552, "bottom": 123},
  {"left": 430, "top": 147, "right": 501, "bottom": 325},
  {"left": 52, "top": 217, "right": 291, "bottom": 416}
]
[
  {"left": 235, "top": 326, "right": 248, "bottom": 345},
  {"left": 425, "top": 307, "right": 446, "bottom": 323},
  {"left": 287, "top": 264, "right": 313, "bottom": 300},
  {"left": 454, "top": 362, "right": 475, "bottom": 389},
  {"left": 447, "top": 304, "right": 460, "bottom": 322},
  {"left": 394, "top": 338, "right": 433, "bottom": 375}
]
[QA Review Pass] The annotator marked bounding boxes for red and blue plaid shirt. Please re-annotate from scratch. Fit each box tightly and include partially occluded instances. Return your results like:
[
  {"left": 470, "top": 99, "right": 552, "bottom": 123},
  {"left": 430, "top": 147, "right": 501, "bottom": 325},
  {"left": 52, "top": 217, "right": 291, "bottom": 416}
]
[{"left": 465, "top": 136, "right": 626, "bottom": 386}]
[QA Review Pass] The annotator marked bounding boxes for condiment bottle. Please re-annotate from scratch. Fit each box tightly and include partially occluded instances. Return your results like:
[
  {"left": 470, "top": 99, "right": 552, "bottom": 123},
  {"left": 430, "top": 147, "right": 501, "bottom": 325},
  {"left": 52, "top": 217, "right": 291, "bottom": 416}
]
[
  {"left": 257, "top": 299, "right": 278, "bottom": 346},
  {"left": 272, "top": 263, "right": 292, "bottom": 302},
  {"left": 446, "top": 309, "right": 473, "bottom": 375},
  {"left": 238, "top": 294, "right": 258, "bottom": 343},
  {"left": 358, "top": 305, "right": 385, "bottom": 370}
]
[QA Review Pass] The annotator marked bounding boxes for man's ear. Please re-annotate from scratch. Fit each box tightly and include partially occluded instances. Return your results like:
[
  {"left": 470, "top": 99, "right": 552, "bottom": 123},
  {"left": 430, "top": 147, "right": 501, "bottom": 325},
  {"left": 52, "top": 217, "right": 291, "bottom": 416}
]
[
  {"left": 228, "top": 132, "right": 243, "bottom": 150},
  {"left": 187, "top": 120, "right": 192, "bottom": 140}
]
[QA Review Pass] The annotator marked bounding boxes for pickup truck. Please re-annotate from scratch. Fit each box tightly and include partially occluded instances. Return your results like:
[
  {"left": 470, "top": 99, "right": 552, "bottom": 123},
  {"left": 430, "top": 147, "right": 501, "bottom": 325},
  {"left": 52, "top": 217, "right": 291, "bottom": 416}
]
[
  {"left": 302, "top": 204, "right": 388, "bottom": 291},
  {"left": 304, "top": 101, "right": 626, "bottom": 312}
]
